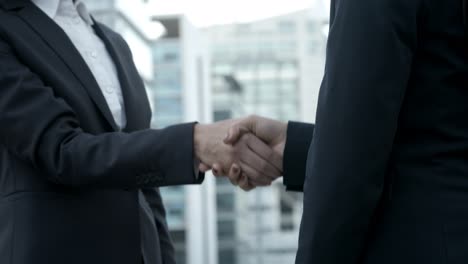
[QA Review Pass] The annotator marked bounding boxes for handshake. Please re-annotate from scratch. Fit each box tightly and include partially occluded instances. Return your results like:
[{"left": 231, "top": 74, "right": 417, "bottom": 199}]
[{"left": 194, "top": 115, "right": 287, "bottom": 191}]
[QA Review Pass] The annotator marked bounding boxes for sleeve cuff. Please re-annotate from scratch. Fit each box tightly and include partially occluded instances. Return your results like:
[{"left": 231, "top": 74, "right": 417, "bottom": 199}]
[
  {"left": 283, "top": 121, "right": 314, "bottom": 192},
  {"left": 151, "top": 122, "right": 205, "bottom": 186}
]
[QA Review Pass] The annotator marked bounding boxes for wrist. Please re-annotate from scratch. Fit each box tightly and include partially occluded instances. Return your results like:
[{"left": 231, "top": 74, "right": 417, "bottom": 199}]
[
  {"left": 194, "top": 124, "right": 203, "bottom": 160},
  {"left": 274, "top": 122, "right": 288, "bottom": 158},
  {"left": 194, "top": 123, "right": 211, "bottom": 161}
]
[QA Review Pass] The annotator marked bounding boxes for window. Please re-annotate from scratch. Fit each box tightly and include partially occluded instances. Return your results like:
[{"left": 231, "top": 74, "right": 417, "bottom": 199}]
[
  {"left": 165, "top": 203, "right": 185, "bottom": 228},
  {"left": 219, "top": 249, "right": 236, "bottom": 264},
  {"left": 236, "top": 66, "right": 256, "bottom": 80},
  {"left": 236, "top": 23, "right": 251, "bottom": 34},
  {"left": 308, "top": 39, "right": 321, "bottom": 54},
  {"left": 278, "top": 20, "right": 297, "bottom": 33},
  {"left": 153, "top": 41, "right": 180, "bottom": 63},
  {"left": 282, "top": 103, "right": 299, "bottom": 120},
  {"left": 214, "top": 110, "right": 232, "bottom": 121},
  {"left": 243, "top": 104, "right": 257, "bottom": 114},
  {"left": 213, "top": 63, "right": 233, "bottom": 75},
  {"left": 154, "top": 97, "right": 182, "bottom": 116},
  {"left": 163, "top": 52, "right": 178, "bottom": 62},
  {"left": 257, "top": 105, "right": 281, "bottom": 118},
  {"left": 280, "top": 221, "right": 295, "bottom": 231},
  {"left": 258, "top": 62, "right": 279, "bottom": 79},
  {"left": 258, "top": 81, "right": 280, "bottom": 102},
  {"left": 280, "top": 62, "right": 297, "bottom": 79},
  {"left": 155, "top": 80, "right": 181, "bottom": 92},
  {"left": 307, "top": 21, "right": 319, "bottom": 34},
  {"left": 258, "top": 41, "right": 275, "bottom": 56},
  {"left": 280, "top": 80, "right": 297, "bottom": 93},
  {"left": 217, "top": 219, "right": 236, "bottom": 239},
  {"left": 243, "top": 82, "right": 257, "bottom": 102},
  {"left": 153, "top": 115, "right": 183, "bottom": 128},
  {"left": 217, "top": 192, "right": 235, "bottom": 212},
  {"left": 168, "top": 205, "right": 184, "bottom": 218}
]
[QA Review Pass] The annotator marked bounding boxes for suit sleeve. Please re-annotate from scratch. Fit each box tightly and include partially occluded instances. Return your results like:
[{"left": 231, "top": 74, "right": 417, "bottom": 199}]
[
  {"left": 283, "top": 122, "right": 314, "bottom": 192},
  {"left": 141, "top": 188, "right": 176, "bottom": 264},
  {"left": 0, "top": 37, "right": 203, "bottom": 189},
  {"left": 295, "top": 0, "right": 421, "bottom": 263}
]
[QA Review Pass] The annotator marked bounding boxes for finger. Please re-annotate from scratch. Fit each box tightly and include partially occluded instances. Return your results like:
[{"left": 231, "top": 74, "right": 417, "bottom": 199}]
[
  {"left": 224, "top": 116, "right": 256, "bottom": 145},
  {"left": 199, "top": 163, "right": 211, "bottom": 173},
  {"left": 238, "top": 137, "right": 281, "bottom": 180},
  {"left": 212, "top": 163, "right": 224, "bottom": 177},
  {"left": 248, "top": 179, "right": 270, "bottom": 187},
  {"left": 239, "top": 161, "right": 272, "bottom": 186},
  {"left": 224, "top": 125, "right": 248, "bottom": 145},
  {"left": 245, "top": 134, "right": 283, "bottom": 173},
  {"left": 228, "top": 164, "right": 241, "bottom": 186},
  {"left": 239, "top": 173, "right": 256, "bottom": 192}
]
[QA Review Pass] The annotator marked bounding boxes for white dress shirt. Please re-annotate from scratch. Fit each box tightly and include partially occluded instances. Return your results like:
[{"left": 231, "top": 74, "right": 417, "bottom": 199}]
[{"left": 32, "top": 0, "right": 127, "bottom": 129}]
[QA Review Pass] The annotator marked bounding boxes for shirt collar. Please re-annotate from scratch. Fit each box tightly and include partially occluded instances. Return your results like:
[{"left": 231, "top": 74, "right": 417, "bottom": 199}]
[
  {"left": 31, "top": 0, "right": 94, "bottom": 26},
  {"left": 75, "top": 0, "right": 94, "bottom": 25},
  {"left": 31, "top": 0, "right": 60, "bottom": 18}
]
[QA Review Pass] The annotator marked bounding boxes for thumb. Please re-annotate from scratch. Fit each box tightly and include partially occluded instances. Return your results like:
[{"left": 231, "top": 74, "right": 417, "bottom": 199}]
[{"left": 224, "top": 123, "right": 251, "bottom": 145}]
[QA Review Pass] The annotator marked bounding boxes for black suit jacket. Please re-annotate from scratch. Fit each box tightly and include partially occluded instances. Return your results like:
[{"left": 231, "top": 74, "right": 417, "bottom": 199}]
[
  {"left": 0, "top": 0, "right": 202, "bottom": 263},
  {"left": 282, "top": 0, "right": 468, "bottom": 263}
]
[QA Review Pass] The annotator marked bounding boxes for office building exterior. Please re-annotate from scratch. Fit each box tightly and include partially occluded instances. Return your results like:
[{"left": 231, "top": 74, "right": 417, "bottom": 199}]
[{"left": 206, "top": 6, "right": 328, "bottom": 264}]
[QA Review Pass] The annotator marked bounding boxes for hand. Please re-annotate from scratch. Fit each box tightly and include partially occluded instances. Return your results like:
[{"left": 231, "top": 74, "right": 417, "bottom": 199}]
[
  {"left": 194, "top": 120, "right": 282, "bottom": 186},
  {"left": 224, "top": 115, "right": 288, "bottom": 156},
  {"left": 214, "top": 115, "right": 288, "bottom": 191}
]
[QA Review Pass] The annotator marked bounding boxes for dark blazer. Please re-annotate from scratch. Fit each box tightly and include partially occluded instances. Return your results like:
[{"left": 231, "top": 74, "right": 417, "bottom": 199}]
[
  {"left": 283, "top": 0, "right": 468, "bottom": 263},
  {"left": 0, "top": 0, "right": 202, "bottom": 263}
]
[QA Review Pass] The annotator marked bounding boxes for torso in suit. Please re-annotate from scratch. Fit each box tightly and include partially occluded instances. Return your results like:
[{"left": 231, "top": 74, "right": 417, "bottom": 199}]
[
  {"left": 0, "top": 0, "right": 203, "bottom": 263},
  {"left": 282, "top": 0, "right": 468, "bottom": 263}
]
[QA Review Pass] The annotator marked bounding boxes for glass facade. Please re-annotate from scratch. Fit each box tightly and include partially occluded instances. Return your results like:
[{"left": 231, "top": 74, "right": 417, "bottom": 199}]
[
  {"left": 211, "top": 55, "right": 301, "bottom": 123},
  {"left": 208, "top": 9, "right": 327, "bottom": 264},
  {"left": 149, "top": 39, "right": 188, "bottom": 264},
  {"left": 150, "top": 40, "right": 184, "bottom": 128},
  {"left": 215, "top": 178, "right": 239, "bottom": 264}
]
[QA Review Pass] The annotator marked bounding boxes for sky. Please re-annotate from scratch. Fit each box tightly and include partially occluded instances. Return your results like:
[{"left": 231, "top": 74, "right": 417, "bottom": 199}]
[{"left": 138, "top": 0, "right": 330, "bottom": 27}]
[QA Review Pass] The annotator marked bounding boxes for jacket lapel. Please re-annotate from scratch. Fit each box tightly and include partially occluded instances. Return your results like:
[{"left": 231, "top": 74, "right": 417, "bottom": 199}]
[
  {"left": 15, "top": 3, "right": 120, "bottom": 131},
  {"left": 93, "top": 22, "right": 147, "bottom": 132}
]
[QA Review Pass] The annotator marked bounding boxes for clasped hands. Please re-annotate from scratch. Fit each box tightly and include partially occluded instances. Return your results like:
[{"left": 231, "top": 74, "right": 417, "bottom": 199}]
[{"left": 194, "top": 115, "right": 287, "bottom": 191}]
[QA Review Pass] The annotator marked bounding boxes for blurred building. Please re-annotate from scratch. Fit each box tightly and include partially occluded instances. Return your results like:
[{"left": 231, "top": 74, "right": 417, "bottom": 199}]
[
  {"left": 84, "top": 1, "right": 217, "bottom": 264},
  {"left": 149, "top": 14, "right": 217, "bottom": 264},
  {"left": 206, "top": 6, "right": 328, "bottom": 264}
]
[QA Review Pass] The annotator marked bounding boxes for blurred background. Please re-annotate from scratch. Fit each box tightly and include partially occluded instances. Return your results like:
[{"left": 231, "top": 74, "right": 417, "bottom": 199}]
[{"left": 82, "top": 0, "right": 329, "bottom": 263}]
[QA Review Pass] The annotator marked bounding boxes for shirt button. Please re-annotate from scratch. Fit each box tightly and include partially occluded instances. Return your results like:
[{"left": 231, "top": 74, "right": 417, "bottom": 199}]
[
  {"left": 90, "top": 51, "right": 98, "bottom": 58},
  {"left": 105, "top": 85, "right": 115, "bottom": 94}
]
